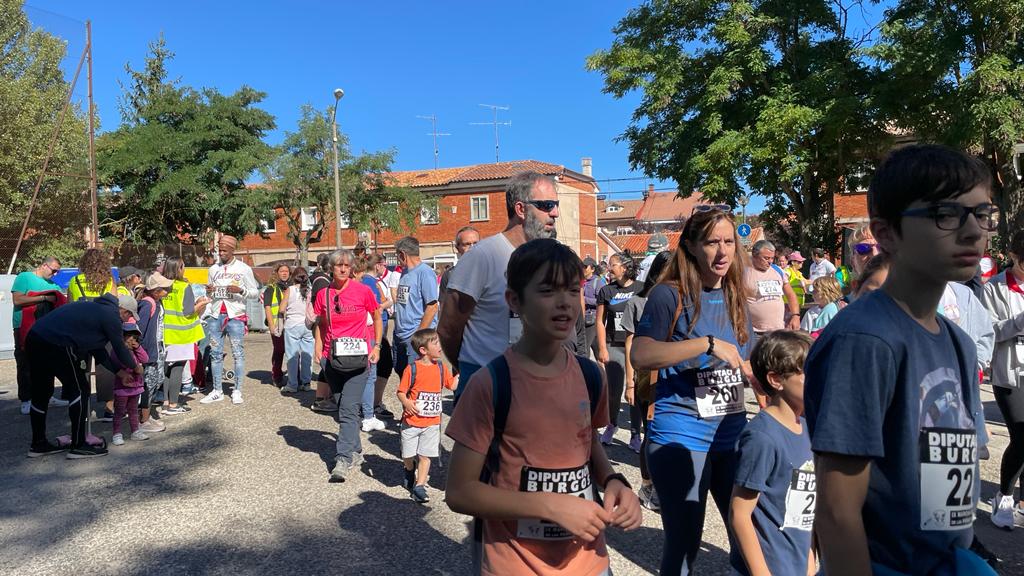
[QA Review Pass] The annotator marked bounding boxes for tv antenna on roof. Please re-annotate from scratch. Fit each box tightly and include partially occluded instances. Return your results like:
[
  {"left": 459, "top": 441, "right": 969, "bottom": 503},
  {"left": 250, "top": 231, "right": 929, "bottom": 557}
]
[
  {"left": 470, "top": 104, "right": 511, "bottom": 163},
  {"left": 416, "top": 114, "right": 451, "bottom": 170}
]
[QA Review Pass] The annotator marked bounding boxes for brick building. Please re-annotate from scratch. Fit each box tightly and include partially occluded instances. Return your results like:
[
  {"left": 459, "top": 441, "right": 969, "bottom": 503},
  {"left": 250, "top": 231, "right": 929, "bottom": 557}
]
[
  {"left": 599, "top": 187, "right": 711, "bottom": 235},
  {"left": 238, "top": 159, "right": 600, "bottom": 266}
]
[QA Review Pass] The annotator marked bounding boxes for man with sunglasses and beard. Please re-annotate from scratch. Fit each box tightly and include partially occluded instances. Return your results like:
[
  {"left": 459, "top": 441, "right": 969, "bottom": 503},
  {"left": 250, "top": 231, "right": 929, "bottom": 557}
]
[{"left": 438, "top": 171, "right": 560, "bottom": 402}]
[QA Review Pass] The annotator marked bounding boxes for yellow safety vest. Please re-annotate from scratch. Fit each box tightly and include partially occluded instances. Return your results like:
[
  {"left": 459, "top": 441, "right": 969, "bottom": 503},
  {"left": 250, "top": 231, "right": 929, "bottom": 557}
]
[
  {"left": 117, "top": 285, "right": 132, "bottom": 297},
  {"left": 163, "top": 279, "right": 205, "bottom": 345},
  {"left": 267, "top": 284, "right": 284, "bottom": 319},
  {"left": 68, "top": 274, "right": 115, "bottom": 302},
  {"left": 787, "top": 267, "right": 806, "bottom": 307}
]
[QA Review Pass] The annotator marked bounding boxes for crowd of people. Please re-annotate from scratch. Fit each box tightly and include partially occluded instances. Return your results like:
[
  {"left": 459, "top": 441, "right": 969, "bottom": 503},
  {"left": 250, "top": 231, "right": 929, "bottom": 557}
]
[{"left": 10, "top": 145, "right": 1024, "bottom": 575}]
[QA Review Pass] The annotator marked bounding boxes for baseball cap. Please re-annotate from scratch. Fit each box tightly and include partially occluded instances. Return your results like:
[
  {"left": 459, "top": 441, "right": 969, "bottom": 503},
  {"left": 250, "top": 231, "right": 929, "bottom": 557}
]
[
  {"left": 788, "top": 251, "right": 807, "bottom": 262},
  {"left": 118, "top": 266, "right": 143, "bottom": 281},
  {"left": 117, "top": 294, "right": 140, "bottom": 321},
  {"left": 144, "top": 271, "right": 174, "bottom": 291},
  {"left": 648, "top": 234, "right": 669, "bottom": 251}
]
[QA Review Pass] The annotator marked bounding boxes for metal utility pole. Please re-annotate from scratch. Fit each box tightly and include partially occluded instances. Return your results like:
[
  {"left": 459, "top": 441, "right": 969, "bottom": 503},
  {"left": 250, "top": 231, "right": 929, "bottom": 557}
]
[
  {"left": 470, "top": 104, "right": 510, "bottom": 163},
  {"left": 331, "top": 88, "right": 345, "bottom": 249},
  {"left": 417, "top": 114, "right": 451, "bottom": 169},
  {"left": 86, "top": 21, "right": 98, "bottom": 248}
]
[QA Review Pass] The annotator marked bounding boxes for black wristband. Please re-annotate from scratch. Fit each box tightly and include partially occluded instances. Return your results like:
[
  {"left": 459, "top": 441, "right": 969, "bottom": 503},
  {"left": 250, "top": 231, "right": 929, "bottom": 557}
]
[
  {"left": 706, "top": 335, "right": 715, "bottom": 356},
  {"left": 603, "top": 472, "right": 632, "bottom": 490}
]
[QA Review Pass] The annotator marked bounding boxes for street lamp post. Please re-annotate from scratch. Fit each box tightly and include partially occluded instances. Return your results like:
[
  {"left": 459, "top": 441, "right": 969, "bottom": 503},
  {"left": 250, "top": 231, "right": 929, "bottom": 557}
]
[
  {"left": 331, "top": 88, "right": 345, "bottom": 249},
  {"left": 738, "top": 194, "right": 749, "bottom": 226}
]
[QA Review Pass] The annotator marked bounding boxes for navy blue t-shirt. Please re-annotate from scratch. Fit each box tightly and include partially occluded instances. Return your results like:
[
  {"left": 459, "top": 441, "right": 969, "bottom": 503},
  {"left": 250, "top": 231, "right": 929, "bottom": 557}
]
[
  {"left": 730, "top": 413, "right": 815, "bottom": 576},
  {"left": 805, "top": 289, "right": 979, "bottom": 575},
  {"left": 635, "top": 283, "right": 754, "bottom": 452}
]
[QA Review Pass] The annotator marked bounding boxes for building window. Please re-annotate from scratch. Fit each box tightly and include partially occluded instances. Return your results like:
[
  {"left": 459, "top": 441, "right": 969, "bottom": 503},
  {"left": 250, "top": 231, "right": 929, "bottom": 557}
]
[
  {"left": 616, "top": 226, "right": 634, "bottom": 235},
  {"left": 339, "top": 212, "right": 351, "bottom": 229},
  {"left": 421, "top": 201, "right": 440, "bottom": 225},
  {"left": 606, "top": 204, "right": 623, "bottom": 213},
  {"left": 470, "top": 196, "right": 489, "bottom": 221},
  {"left": 259, "top": 217, "right": 276, "bottom": 233},
  {"left": 300, "top": 207, "right": 318, "bottom": 231}
]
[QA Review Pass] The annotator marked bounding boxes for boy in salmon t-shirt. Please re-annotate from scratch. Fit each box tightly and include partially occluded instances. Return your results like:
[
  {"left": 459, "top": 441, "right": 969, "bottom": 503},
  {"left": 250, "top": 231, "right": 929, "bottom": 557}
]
[
  {"left": 445, "top": 238, "right": 641, "bottom": 576},
  {"left": 397, "top": 327, "right": 457, "bottom": 503}
]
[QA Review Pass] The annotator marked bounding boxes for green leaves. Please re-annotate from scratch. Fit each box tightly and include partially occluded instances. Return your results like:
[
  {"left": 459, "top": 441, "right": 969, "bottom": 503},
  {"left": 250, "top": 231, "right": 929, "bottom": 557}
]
[{"left": 97, "top": 38, "right": 276, "bottom": 247}]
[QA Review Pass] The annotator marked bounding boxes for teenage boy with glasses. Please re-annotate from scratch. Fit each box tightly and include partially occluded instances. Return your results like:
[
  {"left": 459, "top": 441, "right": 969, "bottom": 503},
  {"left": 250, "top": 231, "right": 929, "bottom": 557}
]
[{"left": 805, "top": 145, "right": 998, "bottom": 575}]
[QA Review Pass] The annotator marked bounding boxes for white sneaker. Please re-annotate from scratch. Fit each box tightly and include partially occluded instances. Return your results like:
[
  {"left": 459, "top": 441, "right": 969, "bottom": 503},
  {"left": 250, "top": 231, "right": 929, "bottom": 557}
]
[
  {"left": 20, "top": 401, "right": 30, "bottom": 415},
  {"left": 131, "top": 430, "right": 149, "bottom": 441},
  {"left": 139, "top": 419, "right": 165, "bottom": 433},
  {"left": 991, "top": 493, "right": 1015, "bottom": 530},
  {"left": 200, "top": 390, "right": 224, "bottom": 404},
  {"left": 231, "top": 390, "right": 243, "bottom": 405},
  {"left": 111, "top": 433, "right": 125, "bottom": 446},
  {"left": 361, "top": 418, "right": 386, "bottom": 432},
  {"left": 48, "top": 396, "right": 69, "bottom": 407}
]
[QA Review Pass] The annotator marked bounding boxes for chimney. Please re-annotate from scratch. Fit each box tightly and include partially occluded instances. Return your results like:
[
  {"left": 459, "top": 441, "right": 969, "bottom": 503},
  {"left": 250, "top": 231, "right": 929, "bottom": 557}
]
[
  {"left": 644, "top": 183, "right": 654, "bottom": 199},
  {"left": 581, "top": 157, "right": 592, "bottom": 177}
]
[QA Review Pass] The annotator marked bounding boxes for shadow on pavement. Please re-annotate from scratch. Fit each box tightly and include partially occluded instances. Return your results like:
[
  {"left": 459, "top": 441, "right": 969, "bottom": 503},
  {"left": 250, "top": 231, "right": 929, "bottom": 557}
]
[
  {"left": 277, "top": 424, "right": 337, "bottom": 469},
  {"left": 337, "top": 490, "right": 472, "bottom": 575}
]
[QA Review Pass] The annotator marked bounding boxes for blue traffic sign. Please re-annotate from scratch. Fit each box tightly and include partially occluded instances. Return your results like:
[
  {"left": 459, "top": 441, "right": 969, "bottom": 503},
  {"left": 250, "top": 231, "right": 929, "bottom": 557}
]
[{"left": 737, "top": 223, "right": 752, "bottom": 237}]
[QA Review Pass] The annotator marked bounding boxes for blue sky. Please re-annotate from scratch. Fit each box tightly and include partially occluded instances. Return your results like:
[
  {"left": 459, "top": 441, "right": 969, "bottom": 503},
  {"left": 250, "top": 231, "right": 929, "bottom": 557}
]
[{"left": 25, "top": 1, "right": 886, "bottom": 212}]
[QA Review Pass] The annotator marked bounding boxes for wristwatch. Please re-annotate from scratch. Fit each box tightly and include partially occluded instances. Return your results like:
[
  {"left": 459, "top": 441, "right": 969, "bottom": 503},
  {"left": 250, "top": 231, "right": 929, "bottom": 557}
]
[{"left": 706, "top": 335, "right": 715, "bottom": 356}]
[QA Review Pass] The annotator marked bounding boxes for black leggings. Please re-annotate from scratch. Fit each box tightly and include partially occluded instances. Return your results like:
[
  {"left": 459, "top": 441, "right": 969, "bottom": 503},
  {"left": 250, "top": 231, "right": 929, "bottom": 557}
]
[
  {"left": 166, "top": 362, "right": 186, "bottom": 406},
  {"left": 994, "top": 385, "right": 1024, "bottom": 496},
  {"left": 27, "top": 334, "right": 92, "bottom": 447},
  {"left": 606, "top": 345, "right": 641, "bottom": 433}
]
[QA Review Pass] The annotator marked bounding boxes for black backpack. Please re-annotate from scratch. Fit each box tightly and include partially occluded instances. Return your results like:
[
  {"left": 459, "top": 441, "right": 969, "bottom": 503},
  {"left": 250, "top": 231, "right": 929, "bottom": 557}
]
[{"left": 470, "top": 353, "right": 604, "bottom": 573}]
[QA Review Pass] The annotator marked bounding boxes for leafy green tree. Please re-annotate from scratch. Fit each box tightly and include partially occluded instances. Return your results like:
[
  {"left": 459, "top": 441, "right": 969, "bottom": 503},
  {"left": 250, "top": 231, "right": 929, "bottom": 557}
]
[
  {"left": 0, "top": 0, "right": 90, "bottom": 265},
  {"left": 262, "top": 104, "right": 425, "bottom": 266},
  {"left": 587, "top": 0, "right": 890, "bottom": 253},
  {"left": 872, "top": 0, "right": 1024, "bottom": 234},
  {"left": 96, "top": 35, "right": 276, "bottom": 249}
]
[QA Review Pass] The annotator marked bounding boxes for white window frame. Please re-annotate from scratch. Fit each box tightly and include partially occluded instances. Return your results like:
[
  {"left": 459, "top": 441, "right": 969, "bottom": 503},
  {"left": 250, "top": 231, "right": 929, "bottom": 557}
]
[
  {"left": 300, "top": 207, "right": 318, "bottom": 231},
  {"left": 606, "top": 204, "right": 623, "bottom": 213},
  {"left": 421, "top": 200, "right": 440, "bottom": 225},
  {"left": 259, "top": 217, "right": 276, "bottom": 233},
  {"left": 470, "top": 196, "right": 489, "bottom": 222},
  {"left": 339, "top": 212, "right": 351, "bottom": 229}
]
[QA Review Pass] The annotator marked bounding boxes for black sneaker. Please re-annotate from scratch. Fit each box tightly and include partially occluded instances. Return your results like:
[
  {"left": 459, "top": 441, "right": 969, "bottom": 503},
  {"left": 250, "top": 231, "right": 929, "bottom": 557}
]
[
  {"left": 374, "top": 405, "right": 395, "bottom": 420},
  {"left": 639, "top": 483, "right": 661, "bottom": 513},
  {"left": 403, "top": 468, "right": 416, "bottom": 491},
  {"left": 411, "top": 485, "right": 429, "bottom": 503},
  {"left": 95, "top": 410, "right": 115, "bottom": 423},
  {"left": 66, "top": 444, "right": 109, "bottom": 459},
  {"left": 27, "top": 441, "right": 67, "bottom": 458}
]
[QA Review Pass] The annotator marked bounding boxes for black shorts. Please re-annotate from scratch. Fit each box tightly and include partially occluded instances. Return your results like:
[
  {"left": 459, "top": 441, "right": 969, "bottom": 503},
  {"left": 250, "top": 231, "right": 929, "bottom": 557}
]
[{"left": 376, "top": 337, "right": 393, "bottom": 379}]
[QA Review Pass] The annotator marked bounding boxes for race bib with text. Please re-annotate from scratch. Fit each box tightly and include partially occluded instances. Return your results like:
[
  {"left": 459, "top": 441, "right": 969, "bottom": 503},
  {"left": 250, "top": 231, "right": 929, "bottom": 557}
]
[
  {"left": 415, "top": 392, "right": 442, "bottom": 418},
  {"left": 756, "top": 280, "right": 783, "bottom": 298},
  {"left": 694, "top": 368, "right": 746, "bottom": 417},
  {"left": 397, "top": 285, "right": 410, "bottom": 306},
  {"left": 782, "top": 462, "right": 816, "bottom": 531},
  {"left": 332, "top": 337, "right": 368, "bottom": 357},
  {"left": 517, "top": 465, "right": 594, "bottom": 540},
  {"left": 920, "top": 428, "right": 976, "bottom": 531}
]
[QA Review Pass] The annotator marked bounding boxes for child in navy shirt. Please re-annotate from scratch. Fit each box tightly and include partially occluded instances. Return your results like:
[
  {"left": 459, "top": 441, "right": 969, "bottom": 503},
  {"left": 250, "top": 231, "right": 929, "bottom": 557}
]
[{"left": 729, "top": 330, "right": 815, "bottom": 576}]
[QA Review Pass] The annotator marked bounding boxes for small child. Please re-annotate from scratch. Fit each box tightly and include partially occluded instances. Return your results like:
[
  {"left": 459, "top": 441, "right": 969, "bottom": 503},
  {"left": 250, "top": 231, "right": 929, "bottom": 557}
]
[
  {"left": 445, "top": 238, "right": 641, "bottom": 575},
  {"left": 396, "top": 328, "right": 457, "bottom": 503},
  {"left": 729, "top": 330, "right": 816, "bottom": 576},
  {"left": 801, "top": 276, "right": 844, "bottom": 334},
  {"left": 111, "top": 324, "right": 150, "bottom": 445}
]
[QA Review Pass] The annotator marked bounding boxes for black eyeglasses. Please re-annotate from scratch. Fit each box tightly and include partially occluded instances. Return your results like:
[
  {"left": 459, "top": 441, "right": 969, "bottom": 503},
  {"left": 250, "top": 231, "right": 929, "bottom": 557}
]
[
  {"left": 524, "top": 199, "right": 559, "bottom": 213},
  {"left": 900, "top": 202, "right": 1000, "bottom": 232}
]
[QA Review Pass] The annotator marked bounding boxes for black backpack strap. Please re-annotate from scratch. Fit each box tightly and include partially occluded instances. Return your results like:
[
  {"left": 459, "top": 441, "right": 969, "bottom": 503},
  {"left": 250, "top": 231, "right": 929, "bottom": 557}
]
[
  {"left": 473, "top": 354, "right": 511, "bottom": 575},
  {"left": 575, "top": 355, "right": 604, "bottom": 419}
]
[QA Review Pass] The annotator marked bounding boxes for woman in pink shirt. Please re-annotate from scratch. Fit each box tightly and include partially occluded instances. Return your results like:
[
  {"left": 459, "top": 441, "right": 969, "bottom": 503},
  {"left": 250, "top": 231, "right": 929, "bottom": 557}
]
[{"left": 313, "top": 249, "right": 382, "bottom": 483}]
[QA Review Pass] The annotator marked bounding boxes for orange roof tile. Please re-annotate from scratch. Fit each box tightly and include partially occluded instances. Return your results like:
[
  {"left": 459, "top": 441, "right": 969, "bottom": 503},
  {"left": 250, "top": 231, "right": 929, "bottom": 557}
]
[
  {"left": 387, "top": 160, "right": 585, "bottom": 188},
  {"left": 598, "top": 198, "right": 645, "bottom": 220},
  {"left": 637, "top": 191, "right": 709, "bottom": 223},
  {"left": 611, "top": 226, "right": 764, "bottom": 255}
]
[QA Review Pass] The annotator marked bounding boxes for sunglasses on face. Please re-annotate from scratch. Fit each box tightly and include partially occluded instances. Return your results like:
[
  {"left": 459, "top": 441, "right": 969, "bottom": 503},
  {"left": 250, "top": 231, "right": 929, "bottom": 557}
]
[
  {"left": 524, "top": 199, "right": 559, "bottom": 213},
  {"left": 853, "top": 242, "right": 879, "bottom": 256},
  {"left": 901, "top": 202, "right": 1000, "bottom": 232}
]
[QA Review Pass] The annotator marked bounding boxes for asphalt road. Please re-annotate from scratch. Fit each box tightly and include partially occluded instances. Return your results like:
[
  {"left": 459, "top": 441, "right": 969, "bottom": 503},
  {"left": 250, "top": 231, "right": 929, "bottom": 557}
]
[{"left": 0, "top": 332, "right": 1020, "bottom": 575}]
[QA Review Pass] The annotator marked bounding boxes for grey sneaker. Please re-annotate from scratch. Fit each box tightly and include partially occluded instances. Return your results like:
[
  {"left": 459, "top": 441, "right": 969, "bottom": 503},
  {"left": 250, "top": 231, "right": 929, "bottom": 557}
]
[
  {"left": 281, "top": 385, "right": 298, "bottom": 394},
  {"left": 411, "top": 485, "right": 429, "bottom": 503},
  {"left": 139, "top": 419, "right": 165, "bottom": 433},
  {"left": 312, "top": 399, "right": 339, "bottom": 413},
  {"left": 329, "top": 453, "right": 363, "bottom": 483},
  {"left": 639, "top": 483, "right": 660, "bottom": 513}
]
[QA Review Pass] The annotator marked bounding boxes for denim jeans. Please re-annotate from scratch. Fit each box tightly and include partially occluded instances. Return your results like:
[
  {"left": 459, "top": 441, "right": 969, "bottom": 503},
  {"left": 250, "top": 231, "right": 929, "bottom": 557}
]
[
  {"left": 284, "top": 324, "right": 313, "bottom": 389},
  {"left": 392, "top": 336, "right": 416, "bottom": 383},
  {"left": 361, "top": 360, "right": 376, "bottom": 419},
  {"left": 205, "top": 314, "right": 246, "bottom": 394}
]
